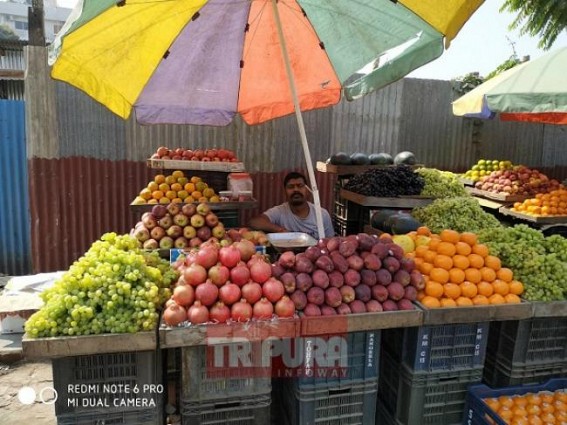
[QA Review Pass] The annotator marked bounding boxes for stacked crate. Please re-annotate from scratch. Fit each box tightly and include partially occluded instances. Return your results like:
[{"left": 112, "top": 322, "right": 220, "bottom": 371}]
[
  {"left": 333, "top": 180, "right": 367, "bottom": 236},
  {"left": 277, "top": 331, "right": 380, "bottom": 425},
  {"left": 52, "top": 350, "right": 164, "bottom": 425},
  {"left": 378, "top": 323, "right": 489, "bottom": 425},
  {"left": 179, "top": 342, "right": 272, "bottom": 424},
  {"left": 483, "top": 317, "right": 567, "bottom": 387}
]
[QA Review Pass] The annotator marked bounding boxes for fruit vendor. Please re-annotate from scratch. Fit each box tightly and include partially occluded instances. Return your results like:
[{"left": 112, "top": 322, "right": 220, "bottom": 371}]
[{"left": 249, "top": 172, "right": 335, "bottom": 238}]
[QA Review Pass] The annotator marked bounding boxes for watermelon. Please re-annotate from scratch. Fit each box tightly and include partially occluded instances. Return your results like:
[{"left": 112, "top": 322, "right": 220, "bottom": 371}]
[
  {"left": 369, "top": 153, "right": 394, "bottom": 165},
  {"left": 394, "top": 151, "right": 417, "bottom": 165},
  {"left": 350, "top": 152, "right": 370, "bottom": 165},
  {"left": 330, "top": 152, "right": 351, "bottom": 165}
]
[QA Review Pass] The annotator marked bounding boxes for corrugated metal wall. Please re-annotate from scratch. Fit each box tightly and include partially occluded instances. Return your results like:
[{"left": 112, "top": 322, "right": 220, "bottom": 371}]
[
  {"left": 21, "top": 48, "right": 567, "bottom": 273},
  {"left": 0, "top": 100, "right": 31, "bottom": 275}
]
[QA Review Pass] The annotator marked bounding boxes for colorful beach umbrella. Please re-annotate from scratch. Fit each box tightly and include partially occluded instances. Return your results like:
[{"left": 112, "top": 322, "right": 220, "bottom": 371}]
[
  {"left": 49, "top": 0, "right": 483, "bottom": 238},
  {"left": 453, "top": 46, "right": 567, "bottom": 125}
]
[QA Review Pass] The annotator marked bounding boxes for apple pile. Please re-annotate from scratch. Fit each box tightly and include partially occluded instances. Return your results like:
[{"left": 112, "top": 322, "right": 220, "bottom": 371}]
[
  {"left": 151, "top": 146, "right": 240, "bottom": 163},
  {"left": 474, "top": 166, "right": 561, "bottom": 196},
  {"left": 162, "top": 240, "right": 295, "bottom": 326},
  {"left": 132, "top": 203, "right": 228, "bottom": 250},
  {"left": 273, "top": 233, "right": 423, "bottom": 316}
]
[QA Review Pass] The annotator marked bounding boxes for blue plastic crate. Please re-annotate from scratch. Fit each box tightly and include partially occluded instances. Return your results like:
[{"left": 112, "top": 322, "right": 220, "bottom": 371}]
[
  {"left": 463, "top": 378, "right": 567, "bottom": 425},
  {"left": 383, "top": 322, "right": 488, "bottom": 372},
  {"left": 293, "top": 331, "right": 380, "bottom": 389}
]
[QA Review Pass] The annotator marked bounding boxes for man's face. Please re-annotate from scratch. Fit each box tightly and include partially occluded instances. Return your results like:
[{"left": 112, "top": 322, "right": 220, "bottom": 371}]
[{"left": 285, "top": 178, "right": 308, "bottom": 206}]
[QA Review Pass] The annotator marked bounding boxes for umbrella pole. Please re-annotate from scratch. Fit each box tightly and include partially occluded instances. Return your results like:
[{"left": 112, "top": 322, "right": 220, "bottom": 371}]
[{"left": 271, "top": 0, "right": 326, "bottom": 240}]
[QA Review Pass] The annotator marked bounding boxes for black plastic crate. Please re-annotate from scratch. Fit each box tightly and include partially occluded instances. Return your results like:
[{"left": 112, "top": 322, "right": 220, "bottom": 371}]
[
  {"left": 292, "top": 331, "right": 380, "bottom": 389},
  {"left": 180, "top": 342, "right": 271, "bottom": 402},
  {"left": 382, "top": 322, "right": 489, "bottom": 372},
  {"left": 52, "top": 350, "right": 163, "bottom": 416},
  {"left": 216, "top": 209, "right": 241, "bottom": 228},
  {"left": 379, "top": 348, "right": 483, "bottom": 425},
  {"left": 333, "top": 215, "right": 362, "bottom": 237},
  {"left": 463, "top": 378, "right": 567, "bottom": 425},
  {"left": 182, "top": 393, "right": 271, "bottom": 425},
  {"left": 281, "top": 379, "right": 377, "bottom": 425},
  {"left": 486, "top": 317, "right": 567, "bottom": 368},
  {"left": 57, "top": 407, "right": 162, "bottom": 425},
  {"left": 482, "top": 355, "right": 567, "bottom": 387}
]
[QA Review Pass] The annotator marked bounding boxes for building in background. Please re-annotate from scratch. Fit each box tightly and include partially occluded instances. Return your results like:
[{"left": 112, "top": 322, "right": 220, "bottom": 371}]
[{"left": 0, "top": 0, "right": 70, "bottom": 42}]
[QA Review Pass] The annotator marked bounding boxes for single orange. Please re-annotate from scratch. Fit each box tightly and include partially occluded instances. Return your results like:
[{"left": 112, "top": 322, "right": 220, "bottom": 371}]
[
  {"left": 147, "top": 181, "right": 159, "bottom": 192},
  {"left": 444, "top": 283, "right": 462, "bottom": 300},
  {"left": 489, "top": 293, "right": 506, "bottom": 304},
  {"left": 423, "top": 250, "right": 437, "bottom": 264},
  {"left": 455, "top": 296, "right": 473, "bottom": 306},
  {"left": 184, "top": 195, "right": 195, "bottom": 203},
  {"left": 421, "top": 296, "right": 441, "bottom": 309},
  {"left": 526, "top": 415, "right": 543, "bottom": 425},
  {"left": 437, "top": 242, "right": 457, "bottom": 257},
  {"left": 493, "top": 279, "right": 510, "bottom": 296},
  {"left": 497, "top": 267, "right": 514, "bottom": 282},
  {"left": 417, "top": 226, "right": 431, "bottom": 236},
  {"left": 511, "top": 406, "right": 528, "bottom": 417},
  {"left": 460, "top": 281, "right": 478, "bottom": 298},
  {"left": 472, "top": 243, "right": 490, "bottom": 257},
  {"left": 147, "top": 198, "right": 158, "bottom": 205},
  {"left": 453, "top": 255, "right": 471, "bottom": 270},
  {"left": 419, "top": 262, "right": 434, "bottom": 276},
  {"left": 417, "top": 290, "right": 426, "bottom": 301},
  {"left": 166, "top": 190, "right": 177, "bottom": 200},
  {"left": 525, "top": 394, "right": 543, "bottom": 406},
  {"left": 158, "top": 182, "right": 170, "bottom": 192},
  {"left": 455, "top": 241, "right": 472, "bottom": 256},
  {"left": 477, "top": 281, "right": 494, "bottom": 297},
  {"left": 541, "top": 392, "right": 555, "bottom": 405},
  {"left": 468, "top": 253, "right": 485, "bottom": 269},
  {"left": 425, "top": 281, "right": 445, "bottom": 298},
  {"left": 464, "top": 268, "right": 482, "bottom": 284},
  {"left": 499, "top": 397, "right": 515, "bottom": 409},
  {"left": 505, "top": 294, "right": 521, "bottom": 304},
  {"left": 428, "top": 238, "right": 441, "bottom": 251},
  {"left": 170, "top": 182, "right": 183, "bottom": 192},
  {"left": 165, "top": 175, "right": 177, "bottom": 185},
  {"left": 440, "top": 298, "right": 457, "bottom": 308},
  {"left": 440, "top": 229, "right": 460, "bottom": 243},
  {"left": 415, "top": 245, "right": 429, "bottom": 258},
  {"left": 539, "top": 412, "right": 556, "bottom": 424},
  {"left": 480, "top": 266, "right": 497, "bottom": 282},
  {"left": 152, "top": 190, "right": 165, "bottom": 200},
  {"left": 430, "top": 268, "right": 450, "bottom": 284},
  {"left": 472, "top": 294, "right": 489, "bottom": 305},
  {"left": 159, "top": 196, "right": 170, "bottom": 204},
  {"left": 171, "top": 170, "right": 185, "bottom": 179},
  {"left": 449, "top": 268, "right": 466, "bottom": 284},
  {"left": 485, "top": 255, "right": 502, "bottom": 271},
  {"left": 526, "top": 404, "right": 542, "bottom": 416},
  {"left": 433, "top": 254, "right": 453, "bottom": 270},
  {"left": 460, "top": 232, "right": 478, "bottom": 246},
  {"left": 184, "top": 182, "right": 196, "bottom": 193},
  {"left": 154, "top": 174, "right": 166, "bottom": 184}
]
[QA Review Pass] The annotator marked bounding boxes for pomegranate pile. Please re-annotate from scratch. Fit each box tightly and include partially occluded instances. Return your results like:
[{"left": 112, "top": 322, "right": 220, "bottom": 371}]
[
  {"left": 162, "top": 239, "right": 295, "bottom": 326},
  {"left": 274, "top": 234, "right": 422, "bottom": 316}
]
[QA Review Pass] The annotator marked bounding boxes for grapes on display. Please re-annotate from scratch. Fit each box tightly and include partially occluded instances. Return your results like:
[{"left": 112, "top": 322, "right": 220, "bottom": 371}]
[
  {"left": 478, "top": 224, "right": 567, "bottom": 301},
  {"left": 25, "top": 233, "right": 177, "bottom": 338},
  {"left": 415, "top": 168, "right": 469, "bottom": 198}
]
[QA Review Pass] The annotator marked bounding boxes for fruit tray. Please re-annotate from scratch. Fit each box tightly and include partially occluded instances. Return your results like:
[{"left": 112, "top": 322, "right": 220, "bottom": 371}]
[
  {"left": 146, "top": 158, "right": 245, "bottom": 172},
  {"left": 415, "top": 300, "right": 533, "bottom": 325},
  {"left": 316, "top": 161, "right": 424, "bottom": 175},
  {"left": 339, "top": 189, "right": 434, "bottom": 208},
  {"left": 498, "top": 206, "right": 567, "bottom": 223},
  {"left": 463, "top": 378, "right": 567, "bottom": 425},
  {"left": 466, "top": 187, "right": 529, "bottom": 202},
  {"left": 459, "top": 177, "right": 476, "bottom": 186},
  {"left": 22, "top": 331, "right": 157, "bottom": 359}
]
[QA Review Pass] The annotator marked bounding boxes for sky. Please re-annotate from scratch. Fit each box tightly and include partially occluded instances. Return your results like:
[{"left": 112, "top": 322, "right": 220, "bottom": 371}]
[{"left": 54, "top": 0, "right": 567, "bottom": 81}]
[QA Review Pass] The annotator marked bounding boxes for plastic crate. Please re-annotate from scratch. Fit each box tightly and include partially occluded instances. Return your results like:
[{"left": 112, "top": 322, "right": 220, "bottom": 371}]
[
  {"left": 292, "top": 330, "right": 380, "bottom": 389},
  {"left": 57, "top": 407, "right": 162, "bottom": 425},
  {"left": 486, "top": 317, "right": 567, "bottom": 368},
  {"left": 181, "top": 393, "right": 271, "bottom": 425},
  {"left": 379, "top": 348, "right": 483, "bottom": 425},
  {"left": 52, "top": 350, "right": 162, "bottom": 416},
  {"left": 180, "top": 342, "right": 271, "bottom": 402},
  {"left": 382, "top": 322, "right": 489, "bottom": 372},
  {"left": 462, "top": 378, "right": 567, "bottom": 425},
  {"left": 482, "top": 355, "right": 567, "bottom": 387},
  {"left": 333, "top": 215, "right": 362, "bottom": 237},
  {"left": 281, "top": 379, "right": 377, "bottom": 425}
]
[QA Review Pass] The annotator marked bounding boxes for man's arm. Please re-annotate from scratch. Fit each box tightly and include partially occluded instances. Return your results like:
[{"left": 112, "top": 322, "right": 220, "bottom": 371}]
[{"left": 249, "top": 213, "right": 287, "bottom": 233}]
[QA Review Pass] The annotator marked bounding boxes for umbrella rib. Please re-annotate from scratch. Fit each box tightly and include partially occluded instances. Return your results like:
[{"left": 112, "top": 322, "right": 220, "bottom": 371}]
[{"left": 241, "top": 0, "right": 269, "bottom": 64}]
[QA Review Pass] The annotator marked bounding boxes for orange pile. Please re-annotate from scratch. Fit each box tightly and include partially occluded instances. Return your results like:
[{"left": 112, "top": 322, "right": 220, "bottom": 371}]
[
  {"left": 409, "top": 227, "right": 524, "bottom": 308},
  {"left": 133, "top": 171, "right": 219, "bottom": 205},
  {"left": 483, "top": 389, "right": 567, "bottom": 425},
  {"left": 512, "top": 188, "right": 567, "bottom": 216}
]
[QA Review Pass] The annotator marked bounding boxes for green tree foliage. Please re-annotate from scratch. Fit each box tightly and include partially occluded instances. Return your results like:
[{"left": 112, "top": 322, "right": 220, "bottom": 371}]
[
  {"left": 0, "top": 25, "right": 19, "bottom": 41},
  {"left": 501, "top": 0, "right": 567, "bottom": 50}
]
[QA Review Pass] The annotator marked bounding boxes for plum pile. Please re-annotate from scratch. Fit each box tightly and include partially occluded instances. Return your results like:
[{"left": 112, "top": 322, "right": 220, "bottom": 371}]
[
  {"left": 273, "top": 234, "right": 422, "bottom": 316},
  {"left": 343, "top": 165, "right": 424, "bottom": 197}
]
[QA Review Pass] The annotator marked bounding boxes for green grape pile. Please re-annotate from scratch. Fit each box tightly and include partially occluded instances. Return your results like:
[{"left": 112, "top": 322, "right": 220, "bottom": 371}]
[
  {"left": 411, "top": 197, "right": 503, "bottom": 234},
  {"left": 25, "top": 233, "right": 178, "bottom": 338},
  {"left": 416, "top": 168, "right": 470, "bottom": 198},
  {"left": 478, "top": 225, "right": 567, "bottom": 301}
]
